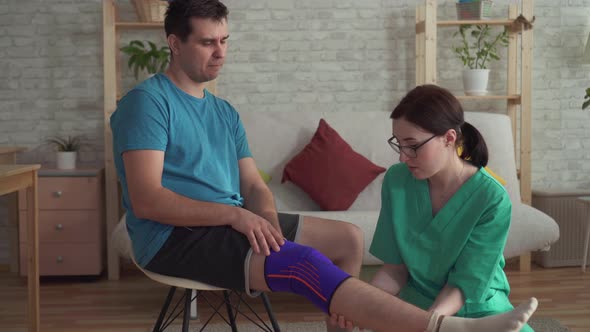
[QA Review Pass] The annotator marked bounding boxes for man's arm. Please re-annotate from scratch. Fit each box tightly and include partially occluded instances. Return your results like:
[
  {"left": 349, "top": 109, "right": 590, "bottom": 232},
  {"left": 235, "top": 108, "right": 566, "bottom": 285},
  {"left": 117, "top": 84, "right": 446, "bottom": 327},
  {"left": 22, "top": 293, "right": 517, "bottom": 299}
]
[
  {"left": 123, "top": 150, "right": 283, "bottom": 255},
  {"left": 238, "top": 157, "right": 282, "bottom": 236}
]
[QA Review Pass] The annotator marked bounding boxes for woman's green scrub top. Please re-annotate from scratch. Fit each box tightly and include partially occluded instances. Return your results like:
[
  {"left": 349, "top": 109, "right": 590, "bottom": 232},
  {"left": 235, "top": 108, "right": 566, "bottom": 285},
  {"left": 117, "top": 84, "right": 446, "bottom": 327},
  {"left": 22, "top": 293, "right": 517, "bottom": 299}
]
[{"left": 370, "top": 163, "right": 530, "bottom": 329}]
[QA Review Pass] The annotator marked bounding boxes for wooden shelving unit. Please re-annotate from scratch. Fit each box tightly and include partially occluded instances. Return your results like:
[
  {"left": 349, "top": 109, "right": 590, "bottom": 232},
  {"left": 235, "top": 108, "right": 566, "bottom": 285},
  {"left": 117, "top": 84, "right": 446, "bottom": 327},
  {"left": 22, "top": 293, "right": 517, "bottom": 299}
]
[
  {"left": 103, "top": 0, "right": 216, "bottom": 280},
  {"left": 415, "top": 0, "right": 534, "bottom": 271}
]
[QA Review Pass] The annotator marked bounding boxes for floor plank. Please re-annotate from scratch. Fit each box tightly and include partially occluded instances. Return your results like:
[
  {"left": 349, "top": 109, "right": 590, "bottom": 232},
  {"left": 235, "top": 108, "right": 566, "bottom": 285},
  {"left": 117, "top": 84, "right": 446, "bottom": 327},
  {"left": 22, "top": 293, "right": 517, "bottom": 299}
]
[{"left": 0, "top": 263, "right": 588, "bottom": 332}]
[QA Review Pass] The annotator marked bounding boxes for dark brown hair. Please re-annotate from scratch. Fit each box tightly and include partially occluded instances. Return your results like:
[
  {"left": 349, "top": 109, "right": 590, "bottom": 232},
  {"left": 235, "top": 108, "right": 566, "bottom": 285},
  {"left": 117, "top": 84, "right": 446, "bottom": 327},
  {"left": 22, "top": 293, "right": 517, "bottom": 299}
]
[
  {"left": 165, "top": 0, "right": 229, "bottom": 41},
  {"left": 390, "top": 84, "right": 488, "bottom": 167}
]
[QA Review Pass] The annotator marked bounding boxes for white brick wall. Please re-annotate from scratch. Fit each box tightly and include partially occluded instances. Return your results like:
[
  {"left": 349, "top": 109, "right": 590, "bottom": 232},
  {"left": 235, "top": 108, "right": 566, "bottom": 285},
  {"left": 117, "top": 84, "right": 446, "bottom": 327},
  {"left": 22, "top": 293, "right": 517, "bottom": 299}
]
[{"left": 1, "top": 0, "right": 590, "bottom": 263}]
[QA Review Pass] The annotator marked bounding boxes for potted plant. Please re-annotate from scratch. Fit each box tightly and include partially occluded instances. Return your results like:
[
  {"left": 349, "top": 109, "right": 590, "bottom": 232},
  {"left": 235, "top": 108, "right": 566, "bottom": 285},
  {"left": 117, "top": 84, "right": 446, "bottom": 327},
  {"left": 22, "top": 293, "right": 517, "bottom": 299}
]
[
  {"left": 584, "top": 88, "right": 590, "bottom": 110},
  {"left": 46, "top": 135, "right": 81, "bottom": 170},
  {"left": 120, "top": 40, "right": 170, "bottom": 80},
  {"left": 453, "top": 24, "right": 509, "bottom": 95}
]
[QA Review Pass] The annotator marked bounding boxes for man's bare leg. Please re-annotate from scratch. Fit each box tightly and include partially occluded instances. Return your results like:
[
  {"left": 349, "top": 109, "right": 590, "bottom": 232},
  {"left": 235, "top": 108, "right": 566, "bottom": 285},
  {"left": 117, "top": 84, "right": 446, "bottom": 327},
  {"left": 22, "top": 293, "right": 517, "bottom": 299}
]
[
  {"left": 248, "top": 251, "right": 538, "bottom": 332},
  {"left": 296, "top": 216, "right": 364, "bottom": 277},
  {"left": 248, "top": 251, "right": 429, "bottom": 332},
  {"left": 296, "top": 216, "right": 364, "bottom": 331}
]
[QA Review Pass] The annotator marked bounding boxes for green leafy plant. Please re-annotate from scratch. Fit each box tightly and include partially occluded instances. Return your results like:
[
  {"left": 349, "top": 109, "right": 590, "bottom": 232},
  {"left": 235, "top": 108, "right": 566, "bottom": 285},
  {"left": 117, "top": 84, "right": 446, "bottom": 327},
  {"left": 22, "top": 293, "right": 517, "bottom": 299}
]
[
  {"left": 46, "top": 135, "right": 81, "bottom": 152},
  {"left": 583, "top": 88, "right": 590, "bottom": 110},
  {"left": 120, "top": 40, "right": 170, "bottom": 80},
  {"left": 453, "top": 25, "right": 509, "bottom": 69}
]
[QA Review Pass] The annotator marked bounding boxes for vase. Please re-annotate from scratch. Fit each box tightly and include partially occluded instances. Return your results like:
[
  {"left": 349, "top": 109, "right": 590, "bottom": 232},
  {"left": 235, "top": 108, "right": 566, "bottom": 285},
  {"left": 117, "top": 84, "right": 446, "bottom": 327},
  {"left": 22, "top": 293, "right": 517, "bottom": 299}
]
[
  {"left": 462, "top": 69, "right": 490, "bottom": 96},
  {"left": 56, "top": 151, "right": 77, "bottom": 170}
]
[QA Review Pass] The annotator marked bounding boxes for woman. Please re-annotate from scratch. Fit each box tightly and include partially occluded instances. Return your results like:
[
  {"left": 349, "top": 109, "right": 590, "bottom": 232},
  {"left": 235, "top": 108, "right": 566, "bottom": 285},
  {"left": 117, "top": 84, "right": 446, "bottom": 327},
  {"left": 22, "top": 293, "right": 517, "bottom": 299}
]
[{"left": 369, "top": 84, "right": 534, "bottom": 331}]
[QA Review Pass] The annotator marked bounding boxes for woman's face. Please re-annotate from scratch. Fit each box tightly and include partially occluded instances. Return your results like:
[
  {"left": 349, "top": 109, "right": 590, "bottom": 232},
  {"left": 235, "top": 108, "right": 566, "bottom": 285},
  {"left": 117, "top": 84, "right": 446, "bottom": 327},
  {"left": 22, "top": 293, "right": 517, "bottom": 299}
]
[{"left": 391, "top": 117, "right": 448, "bottom": 180}]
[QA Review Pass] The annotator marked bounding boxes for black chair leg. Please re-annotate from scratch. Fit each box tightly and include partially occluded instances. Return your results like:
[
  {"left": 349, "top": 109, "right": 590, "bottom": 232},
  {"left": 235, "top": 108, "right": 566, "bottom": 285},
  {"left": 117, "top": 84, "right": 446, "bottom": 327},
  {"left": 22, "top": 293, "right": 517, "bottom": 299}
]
[
  {"left": 224, "top": 290, "right": 239, "bottom": 332},
  {"left": 182, "top": 289, "right": 192, "bottom": 332},
  {"left": 153, "top": 286, "right": 177, "bottom": 332},
  {"left": 260, "top": 293, "right": 281, "bottom": 332}
]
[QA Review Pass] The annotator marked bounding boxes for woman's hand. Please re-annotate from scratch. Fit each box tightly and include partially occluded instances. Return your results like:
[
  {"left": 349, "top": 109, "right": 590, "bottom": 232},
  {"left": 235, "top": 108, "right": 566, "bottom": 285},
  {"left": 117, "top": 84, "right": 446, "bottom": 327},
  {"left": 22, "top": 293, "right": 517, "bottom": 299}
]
[{"left": 329, "top": 313, "right": 364, "bottom": 331}]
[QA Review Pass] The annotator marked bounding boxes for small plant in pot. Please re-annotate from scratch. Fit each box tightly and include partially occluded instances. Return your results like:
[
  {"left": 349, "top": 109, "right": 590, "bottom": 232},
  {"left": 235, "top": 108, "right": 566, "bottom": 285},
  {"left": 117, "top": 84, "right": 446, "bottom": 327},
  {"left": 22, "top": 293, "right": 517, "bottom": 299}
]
[
  {"left": 120, "top": 40, "right": 170, "bottom": 80},
  {"left": 583, "top": 88, "right": 590, "bottom": 110},
  {"left": 453, "top": 24, "right": 509, "bottom": 96},
  {"left": 46, "top": 135, "right": 81, "bottom": 170}
]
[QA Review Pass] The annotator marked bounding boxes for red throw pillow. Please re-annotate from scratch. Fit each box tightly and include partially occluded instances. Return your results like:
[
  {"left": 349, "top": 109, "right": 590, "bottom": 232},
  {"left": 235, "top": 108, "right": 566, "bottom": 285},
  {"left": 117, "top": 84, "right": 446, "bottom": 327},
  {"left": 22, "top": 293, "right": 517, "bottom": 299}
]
[{"left": 282, "top": 119, "right": 386, "bottom": 211}]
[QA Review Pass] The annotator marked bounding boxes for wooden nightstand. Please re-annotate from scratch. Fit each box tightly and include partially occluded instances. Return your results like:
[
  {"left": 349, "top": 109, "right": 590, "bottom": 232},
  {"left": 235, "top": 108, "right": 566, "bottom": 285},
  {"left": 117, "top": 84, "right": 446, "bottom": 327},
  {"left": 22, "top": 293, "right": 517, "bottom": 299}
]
[{"left": 18, "top": 168, "right": 105, "bottom": 276}]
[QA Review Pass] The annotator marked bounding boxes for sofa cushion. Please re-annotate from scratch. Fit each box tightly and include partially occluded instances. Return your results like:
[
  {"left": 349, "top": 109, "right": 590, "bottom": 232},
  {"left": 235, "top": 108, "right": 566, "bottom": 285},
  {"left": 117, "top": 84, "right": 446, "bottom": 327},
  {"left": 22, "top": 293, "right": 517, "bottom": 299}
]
[
  {"left": 464, "top": 112, "right": 520, "bottom": 203},
  {"left": 282, "top": 119, "right": 386, "bottom": 211},
  {"left": 239, "top": 110, "right": 395, "bottom": 211},
  {"left": 503, "top": 203, "right": 560, "bottom": 258}
]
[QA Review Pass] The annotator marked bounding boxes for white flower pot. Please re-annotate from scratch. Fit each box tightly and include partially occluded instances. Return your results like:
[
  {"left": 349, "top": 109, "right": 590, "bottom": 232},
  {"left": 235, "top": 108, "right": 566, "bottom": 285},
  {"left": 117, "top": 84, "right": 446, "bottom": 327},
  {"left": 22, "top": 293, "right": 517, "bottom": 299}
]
[
  {"left": 462, "top": 69, "right": 490, "bottom": 96},
  {"left": 56, "top": 151, "right": 77, "bottom": 170}
]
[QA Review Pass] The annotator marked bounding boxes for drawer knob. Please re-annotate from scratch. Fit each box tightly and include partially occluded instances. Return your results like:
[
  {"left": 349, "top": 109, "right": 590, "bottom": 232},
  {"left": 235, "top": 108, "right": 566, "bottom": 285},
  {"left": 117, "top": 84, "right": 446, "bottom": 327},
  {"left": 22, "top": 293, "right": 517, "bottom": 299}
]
[
  {"left": 55, "top": 224, "right": 64, "bottom": 231},
  {"left": 53, "top": 191, "right": 63, "bottom": 198},
  {"left": 56, "top": 256, "right": 64, "bottom": 263}
]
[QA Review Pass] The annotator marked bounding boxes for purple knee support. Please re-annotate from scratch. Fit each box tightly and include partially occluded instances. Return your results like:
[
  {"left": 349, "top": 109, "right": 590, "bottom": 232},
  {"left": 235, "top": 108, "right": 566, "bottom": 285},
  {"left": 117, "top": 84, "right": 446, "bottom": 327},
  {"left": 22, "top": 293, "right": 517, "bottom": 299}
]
[{"left": 264, "top": 241, "right": 351, "bottom": 314}]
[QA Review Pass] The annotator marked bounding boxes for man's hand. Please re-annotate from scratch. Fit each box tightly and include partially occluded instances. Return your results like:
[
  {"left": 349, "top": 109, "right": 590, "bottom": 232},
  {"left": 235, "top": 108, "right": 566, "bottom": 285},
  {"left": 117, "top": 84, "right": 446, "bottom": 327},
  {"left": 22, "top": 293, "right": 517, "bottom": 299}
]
[{"left": 231, "top": 210, "right": 285, "bottom": 256}]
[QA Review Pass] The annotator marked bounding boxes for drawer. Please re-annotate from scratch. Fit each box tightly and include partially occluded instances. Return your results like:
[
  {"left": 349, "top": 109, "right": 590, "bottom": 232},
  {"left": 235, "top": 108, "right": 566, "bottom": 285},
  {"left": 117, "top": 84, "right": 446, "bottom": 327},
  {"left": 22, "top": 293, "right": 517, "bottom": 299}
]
[
  {"left": 19, "top": 177, "right": 101, "bottom": 210},
  {"left": 19, "top": 243, "right": 103, "bottom": 276},
  {"left": 18, "top": 210, "right": 102, "bottom": 243}
]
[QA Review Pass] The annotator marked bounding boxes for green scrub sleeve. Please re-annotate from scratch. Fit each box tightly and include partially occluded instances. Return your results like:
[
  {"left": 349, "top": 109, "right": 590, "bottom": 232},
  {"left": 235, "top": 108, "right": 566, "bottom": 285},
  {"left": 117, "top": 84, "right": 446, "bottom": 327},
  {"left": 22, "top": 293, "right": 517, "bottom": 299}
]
[
  {"left": 447, "top": 194, "right": 511, "bottom": 303},
  {"left": 369, "top": 179, "right": 404, "bottom": 265}
]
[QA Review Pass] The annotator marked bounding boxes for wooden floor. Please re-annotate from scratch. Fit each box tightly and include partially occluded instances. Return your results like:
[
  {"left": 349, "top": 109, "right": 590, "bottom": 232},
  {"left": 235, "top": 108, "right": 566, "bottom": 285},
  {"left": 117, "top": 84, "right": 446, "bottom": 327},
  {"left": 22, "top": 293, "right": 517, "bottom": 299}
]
[{"left": 0, "top": 262, "right": 589, "bottom": 332}]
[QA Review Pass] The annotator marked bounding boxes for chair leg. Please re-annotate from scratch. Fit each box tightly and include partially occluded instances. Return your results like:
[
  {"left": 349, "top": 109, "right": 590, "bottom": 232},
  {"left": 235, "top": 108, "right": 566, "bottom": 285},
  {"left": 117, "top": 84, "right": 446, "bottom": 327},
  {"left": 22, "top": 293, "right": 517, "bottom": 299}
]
[
  {"left": 190, "top": 289, "right": 198, "bottom": 319},
  {"left": 260, "top": 293, "right": 281, "bottom": 332},
  {"left": 182, "top": 289, "right": 192, "bottom": 332},
  {"left": 153, "top": 286, "right": 177, "bottom": 332},
  {"left": 224, "top": 291, "right": 239, "bottom": 332}
]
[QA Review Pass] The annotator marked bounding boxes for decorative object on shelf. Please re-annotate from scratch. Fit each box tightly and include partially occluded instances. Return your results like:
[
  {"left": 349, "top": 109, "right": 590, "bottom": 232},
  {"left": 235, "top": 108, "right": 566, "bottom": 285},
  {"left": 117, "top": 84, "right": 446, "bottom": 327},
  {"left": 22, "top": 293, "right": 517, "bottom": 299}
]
[
  {"left": 132, "top": 0, "right": 168, "bottom": 22},
  {"left": 120, "top": 40, "right": 170, "bottom": 80},
  {"left": 453, "top": 24, "right": 508, "bottom": 96},
  {"left": 583, "top": 88, "right": 590, "bottom": 110},
  {"left": 46, "top": 135, "right": 81, "bottom": 170},
  {"left": 456, "top": 0, "right": 494, "bottom": 20}
]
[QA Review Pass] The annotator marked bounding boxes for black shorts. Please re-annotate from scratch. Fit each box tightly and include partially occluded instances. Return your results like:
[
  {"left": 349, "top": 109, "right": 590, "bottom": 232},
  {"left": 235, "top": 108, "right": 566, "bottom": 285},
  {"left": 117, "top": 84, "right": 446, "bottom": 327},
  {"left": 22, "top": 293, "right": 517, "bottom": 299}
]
[{"left": 144, "top": 213, "right": 301, "bottom": 293}]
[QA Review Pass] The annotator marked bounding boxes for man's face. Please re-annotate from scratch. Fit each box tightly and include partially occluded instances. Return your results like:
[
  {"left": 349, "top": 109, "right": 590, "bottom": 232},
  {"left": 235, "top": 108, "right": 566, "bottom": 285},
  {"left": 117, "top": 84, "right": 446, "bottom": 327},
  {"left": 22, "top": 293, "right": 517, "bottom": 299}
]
[{"left": 175, "top": 17, "right": 228, "bottom": 83}]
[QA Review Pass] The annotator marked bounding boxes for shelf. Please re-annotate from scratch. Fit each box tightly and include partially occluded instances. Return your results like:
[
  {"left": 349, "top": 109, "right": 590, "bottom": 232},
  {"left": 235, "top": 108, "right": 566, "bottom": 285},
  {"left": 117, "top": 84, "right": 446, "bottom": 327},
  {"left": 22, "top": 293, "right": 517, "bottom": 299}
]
[
  {"left": 437, "top": 19, "right": 514, "bottom": 27},
  {"left": 456, "top": 95, "right": 521, "bottom": 102},
  {"left": 115, "top": 22, "right": 164, "bottom": 30}
]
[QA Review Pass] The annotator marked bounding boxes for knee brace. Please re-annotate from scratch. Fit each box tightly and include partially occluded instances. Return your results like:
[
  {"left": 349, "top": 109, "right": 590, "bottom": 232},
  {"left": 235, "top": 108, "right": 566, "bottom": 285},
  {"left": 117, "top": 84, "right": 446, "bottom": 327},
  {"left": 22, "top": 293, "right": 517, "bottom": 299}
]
[{"left": 264, "top": 241, "right": 350, "bottom": 314}]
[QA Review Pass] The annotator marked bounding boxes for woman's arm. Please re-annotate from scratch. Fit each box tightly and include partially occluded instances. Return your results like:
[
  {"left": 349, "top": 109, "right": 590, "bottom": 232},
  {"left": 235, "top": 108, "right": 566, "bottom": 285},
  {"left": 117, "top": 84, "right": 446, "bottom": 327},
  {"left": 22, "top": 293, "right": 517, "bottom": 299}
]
[
  {"left": 370, "top": 263, "right": 409, "bottom": 296},
  {"left": 429, "top": 284, "right": 465, "bottom": 316}
]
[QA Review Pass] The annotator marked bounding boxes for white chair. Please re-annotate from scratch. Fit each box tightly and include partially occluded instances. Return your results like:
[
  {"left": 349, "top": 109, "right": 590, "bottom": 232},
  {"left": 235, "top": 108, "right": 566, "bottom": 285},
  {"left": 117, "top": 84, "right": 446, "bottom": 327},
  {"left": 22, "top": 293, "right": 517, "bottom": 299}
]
[{"left": 113, "top": 216, "right": 281, "bottom": 332}]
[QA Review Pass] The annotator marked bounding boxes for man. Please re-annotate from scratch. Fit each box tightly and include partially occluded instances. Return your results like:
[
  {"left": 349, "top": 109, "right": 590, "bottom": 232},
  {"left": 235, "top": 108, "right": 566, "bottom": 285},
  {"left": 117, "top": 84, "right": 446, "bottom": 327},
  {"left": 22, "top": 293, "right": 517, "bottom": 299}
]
[{"left": 110, "top": 1, "right": 537, "bottom": 331}]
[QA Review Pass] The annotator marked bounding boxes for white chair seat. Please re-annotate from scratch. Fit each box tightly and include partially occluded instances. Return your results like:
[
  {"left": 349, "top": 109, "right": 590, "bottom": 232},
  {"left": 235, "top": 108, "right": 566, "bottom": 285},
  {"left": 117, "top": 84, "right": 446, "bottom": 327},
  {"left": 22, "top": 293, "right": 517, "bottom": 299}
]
[{"left": 131, "top": 256, "right": 227, "bottom": 291}]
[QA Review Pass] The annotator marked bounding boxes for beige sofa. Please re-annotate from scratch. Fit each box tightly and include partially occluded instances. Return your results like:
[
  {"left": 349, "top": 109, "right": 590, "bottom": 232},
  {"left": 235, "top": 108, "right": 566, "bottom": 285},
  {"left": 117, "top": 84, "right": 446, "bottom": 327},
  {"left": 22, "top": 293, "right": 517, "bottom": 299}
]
[
  {"left": 113, "top": 110, "right": 559, "bottom": 270},
  {"left": 239, "top": 110, "right": 560, "bottom": 267}
]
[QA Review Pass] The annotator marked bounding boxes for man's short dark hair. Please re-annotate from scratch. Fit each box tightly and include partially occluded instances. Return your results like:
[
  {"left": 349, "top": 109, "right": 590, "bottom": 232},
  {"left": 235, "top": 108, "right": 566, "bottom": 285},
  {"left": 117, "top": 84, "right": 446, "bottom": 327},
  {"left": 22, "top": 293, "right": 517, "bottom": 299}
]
[{"left": 165, "top": 0, "right": 229, "bottom": 41}]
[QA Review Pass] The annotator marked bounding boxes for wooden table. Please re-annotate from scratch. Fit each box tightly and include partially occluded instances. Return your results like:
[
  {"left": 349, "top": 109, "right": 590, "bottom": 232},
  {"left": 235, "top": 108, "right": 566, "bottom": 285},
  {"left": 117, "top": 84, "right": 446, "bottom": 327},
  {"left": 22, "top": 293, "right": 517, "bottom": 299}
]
[
  {"left": 578, "top": 196, "right": 590, "bottom": 273},
  {"left": 0, "top": 146, "right": 27, "bottom": 273},
  {"left": 0, "top": 164, "right": 41, "bottom": 331}
]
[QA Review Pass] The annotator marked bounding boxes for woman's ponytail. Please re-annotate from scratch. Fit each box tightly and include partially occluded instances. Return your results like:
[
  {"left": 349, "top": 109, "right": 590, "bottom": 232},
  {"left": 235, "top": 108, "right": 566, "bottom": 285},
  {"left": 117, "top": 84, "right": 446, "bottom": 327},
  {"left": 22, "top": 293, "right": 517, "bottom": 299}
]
[{"left": 459, "top": 121, "right": 488, "bottom": 168}]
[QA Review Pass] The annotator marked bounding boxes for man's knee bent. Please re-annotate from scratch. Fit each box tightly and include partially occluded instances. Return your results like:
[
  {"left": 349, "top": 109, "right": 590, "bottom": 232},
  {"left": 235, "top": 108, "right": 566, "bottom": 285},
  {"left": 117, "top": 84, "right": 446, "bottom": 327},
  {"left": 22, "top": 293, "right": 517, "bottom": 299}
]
[{"left": 264, "top": 241, "right": 350, "bottom": 314}]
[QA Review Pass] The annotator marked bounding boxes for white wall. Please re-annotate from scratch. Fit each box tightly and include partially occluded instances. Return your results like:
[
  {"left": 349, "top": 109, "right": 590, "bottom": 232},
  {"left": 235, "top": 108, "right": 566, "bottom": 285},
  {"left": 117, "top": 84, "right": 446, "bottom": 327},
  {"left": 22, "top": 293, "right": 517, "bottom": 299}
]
[{"left": 1, "top": 0, "right": 590, "bottom": 264}]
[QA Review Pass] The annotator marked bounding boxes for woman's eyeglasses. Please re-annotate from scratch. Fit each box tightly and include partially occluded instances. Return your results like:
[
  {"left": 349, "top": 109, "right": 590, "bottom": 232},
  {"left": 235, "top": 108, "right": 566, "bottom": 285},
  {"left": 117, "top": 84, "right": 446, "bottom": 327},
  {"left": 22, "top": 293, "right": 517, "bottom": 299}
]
[{"left": 387, "top": 135, "right": 437, "bottom": 158}]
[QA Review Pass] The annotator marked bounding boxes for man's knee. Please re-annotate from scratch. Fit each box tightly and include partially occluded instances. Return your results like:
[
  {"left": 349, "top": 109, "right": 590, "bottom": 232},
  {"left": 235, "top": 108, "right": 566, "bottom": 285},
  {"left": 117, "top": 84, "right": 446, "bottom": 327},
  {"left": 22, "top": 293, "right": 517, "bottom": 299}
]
[
  {"left": 264, "top": 241, "right": 350, "bottom": 314},
  {"left": 340, "top": 222, "right": 364, "bottom": 255}
]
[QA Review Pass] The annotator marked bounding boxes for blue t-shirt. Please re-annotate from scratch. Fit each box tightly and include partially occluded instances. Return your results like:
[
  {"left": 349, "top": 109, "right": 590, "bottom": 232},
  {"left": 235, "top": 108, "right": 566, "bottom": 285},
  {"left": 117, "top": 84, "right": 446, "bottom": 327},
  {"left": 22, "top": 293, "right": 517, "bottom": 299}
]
[{"left": 110, "top": 74, "right": 252, "bottom": 267}]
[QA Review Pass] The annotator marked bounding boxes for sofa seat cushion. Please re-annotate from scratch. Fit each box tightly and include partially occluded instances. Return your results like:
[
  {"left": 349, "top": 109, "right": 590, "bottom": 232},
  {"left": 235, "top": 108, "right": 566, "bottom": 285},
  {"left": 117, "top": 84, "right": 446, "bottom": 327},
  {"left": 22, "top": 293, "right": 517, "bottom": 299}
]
[
  {"left": 504, "top": 203, "right": 560, "bottom": 258},
  {"left": 282, "top": 119, "right": 386, "bottom": 211}
]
